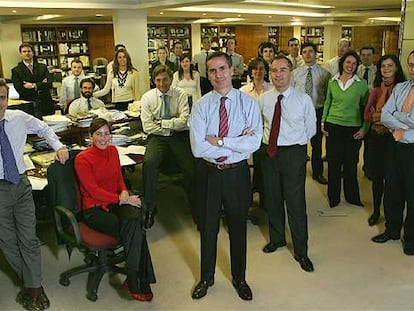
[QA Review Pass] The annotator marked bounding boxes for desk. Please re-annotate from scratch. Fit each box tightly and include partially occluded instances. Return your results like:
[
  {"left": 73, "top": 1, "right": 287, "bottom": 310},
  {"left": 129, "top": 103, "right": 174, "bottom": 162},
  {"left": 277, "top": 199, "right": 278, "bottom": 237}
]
[{"left": 8, "top": 99, "right": 35, "bottom": 115}]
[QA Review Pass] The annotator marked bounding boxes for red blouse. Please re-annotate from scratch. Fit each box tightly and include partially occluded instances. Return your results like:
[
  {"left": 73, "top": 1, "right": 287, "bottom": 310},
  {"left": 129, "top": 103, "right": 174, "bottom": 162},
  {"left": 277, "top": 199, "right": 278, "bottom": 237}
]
[{"left": 75, "top": 145, "right": 127, "bottom": 211}]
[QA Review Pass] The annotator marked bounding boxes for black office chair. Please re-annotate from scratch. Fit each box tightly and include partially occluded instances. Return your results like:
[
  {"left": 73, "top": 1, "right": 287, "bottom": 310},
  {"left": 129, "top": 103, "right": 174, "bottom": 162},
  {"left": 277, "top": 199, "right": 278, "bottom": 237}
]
[{"left": 47, "top": 150, "right": 125, "bottom": 301}]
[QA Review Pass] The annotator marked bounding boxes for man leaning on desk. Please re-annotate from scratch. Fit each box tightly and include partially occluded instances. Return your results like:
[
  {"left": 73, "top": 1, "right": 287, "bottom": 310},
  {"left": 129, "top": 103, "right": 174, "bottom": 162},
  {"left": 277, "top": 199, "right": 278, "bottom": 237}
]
[
  {"left": 0, "top": 78, "right": 69, "bottom": 311},
  {"left": 11, "top": 42, "right": 55, "bottom": 118},
  {"left": 140, "top": 64, "right": 195, "bottom": 229}
]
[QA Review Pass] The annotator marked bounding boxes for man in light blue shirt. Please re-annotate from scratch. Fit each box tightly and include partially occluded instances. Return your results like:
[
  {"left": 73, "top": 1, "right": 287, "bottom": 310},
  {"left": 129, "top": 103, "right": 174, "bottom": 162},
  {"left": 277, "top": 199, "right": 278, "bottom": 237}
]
[
  {"left": 0, "top": 78, "right": 68, "bottom": 311},
  {"left": 377, "top": 50, "right": 414, "bottom": 255},
  {"left": 293, "top": 42, "right": 330, "bottom": 184},
  {"left": 259, "top": 55, "right": 316, "bottom": 272},
  {"left": 190, "top": 51, "right": 262, "bottom": 301}
]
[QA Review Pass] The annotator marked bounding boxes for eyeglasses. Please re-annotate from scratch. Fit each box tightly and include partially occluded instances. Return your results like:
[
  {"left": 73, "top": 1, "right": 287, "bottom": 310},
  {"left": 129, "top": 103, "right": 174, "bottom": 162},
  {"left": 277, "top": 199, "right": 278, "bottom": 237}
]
[{"left": 0, "top": 95, "right": 7, "bottom": 100}]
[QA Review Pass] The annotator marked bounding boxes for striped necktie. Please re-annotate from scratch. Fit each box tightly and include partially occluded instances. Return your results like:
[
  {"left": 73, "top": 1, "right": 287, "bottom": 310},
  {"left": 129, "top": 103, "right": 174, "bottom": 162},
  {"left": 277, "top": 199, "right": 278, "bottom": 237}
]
[
  {"left": 305, "top": 67, "right": 313, "bottom": 98},
  {"left": 216, "top": 96, "right": 228, "bottom": 163}
]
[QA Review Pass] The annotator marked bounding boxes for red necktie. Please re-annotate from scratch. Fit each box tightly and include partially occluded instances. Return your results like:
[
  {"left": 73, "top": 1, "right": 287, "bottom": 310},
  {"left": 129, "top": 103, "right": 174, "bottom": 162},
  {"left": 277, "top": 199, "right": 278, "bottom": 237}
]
[
  {"left": 267, "top": 94, "right": 284, "bottom": 157},
  {"left": 216, "top": 96, "right": 228, "bottom": 162}
]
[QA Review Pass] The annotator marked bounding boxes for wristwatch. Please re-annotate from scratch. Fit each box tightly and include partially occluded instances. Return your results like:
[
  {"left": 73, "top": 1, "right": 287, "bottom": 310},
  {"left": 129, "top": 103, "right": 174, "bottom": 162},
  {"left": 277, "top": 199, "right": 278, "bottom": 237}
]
[{"left": 217, "top": 138, "right": 224, "bottom": 147}]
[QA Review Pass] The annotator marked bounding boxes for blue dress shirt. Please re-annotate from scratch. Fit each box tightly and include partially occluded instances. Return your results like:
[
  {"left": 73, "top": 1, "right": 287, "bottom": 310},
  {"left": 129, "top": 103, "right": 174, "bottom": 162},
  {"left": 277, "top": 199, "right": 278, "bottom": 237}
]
[
  {"left": 381, "top": 80, "right": 414, "bottom": 143},
  {"left": 190, "top": 89, "right": 263, "bottom": 164}
]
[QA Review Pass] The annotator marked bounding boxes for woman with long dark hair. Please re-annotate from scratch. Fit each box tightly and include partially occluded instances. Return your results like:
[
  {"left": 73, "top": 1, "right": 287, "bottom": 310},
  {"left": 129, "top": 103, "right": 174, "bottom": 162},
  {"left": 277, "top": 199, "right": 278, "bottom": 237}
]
[
  {"left": 93, "top": 48, "right": 140, "bottom": 110},
  {"left": 364, "top": 55, "right": 406, "bottom": 225},
  {"left": 172, "top": 53, "right": 201, "bottom": 102},
  {"left": 322, "top": 50, "right": 369, "bottom": 208}
]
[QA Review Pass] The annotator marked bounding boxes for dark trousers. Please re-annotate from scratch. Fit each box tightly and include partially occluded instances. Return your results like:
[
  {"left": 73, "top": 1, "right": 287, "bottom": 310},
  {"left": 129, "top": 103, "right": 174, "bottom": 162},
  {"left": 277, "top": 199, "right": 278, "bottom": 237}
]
[
  {"left": 82, "top": 204, "right": 155, "bottom": 285},
  {"left": 0, "top": 175, "right": 41, "bottom": 288},
  {"left": 383, "top": 141, "right": 414, "bottom": 246},
  {"left": 310, "top": 107, "right": 324, "bottom": 178},
  {"left": 200, "top": 77, "right": 213, "bottom": 95},
  {"left": 260, "top": 144, "right": 309, "bottom": 257},
  {"left": 143, "top": 133, "right": 195, "bottom": 211},
  {"left": 367, "top": 131, "right": 391, "bottom": 214},
  {"left": 325, "top": 123, "right": 362, "bottom": 207},
  {"left": 196, "top": 160, "right": 251, "bottom": 282}
]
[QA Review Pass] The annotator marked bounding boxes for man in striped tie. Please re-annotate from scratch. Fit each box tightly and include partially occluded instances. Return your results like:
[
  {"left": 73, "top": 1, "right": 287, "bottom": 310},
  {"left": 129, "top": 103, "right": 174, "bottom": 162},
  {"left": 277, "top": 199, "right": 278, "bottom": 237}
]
[{"left": 189, "top": 51, "right": 262, "bottom": 301}]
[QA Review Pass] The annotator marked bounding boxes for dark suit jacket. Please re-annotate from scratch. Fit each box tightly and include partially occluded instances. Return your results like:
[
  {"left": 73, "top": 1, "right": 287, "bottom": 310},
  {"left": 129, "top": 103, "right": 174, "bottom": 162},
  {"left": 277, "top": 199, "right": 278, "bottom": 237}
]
[{"left": 11, "top": 61, "right": 55, "bottom": 116}]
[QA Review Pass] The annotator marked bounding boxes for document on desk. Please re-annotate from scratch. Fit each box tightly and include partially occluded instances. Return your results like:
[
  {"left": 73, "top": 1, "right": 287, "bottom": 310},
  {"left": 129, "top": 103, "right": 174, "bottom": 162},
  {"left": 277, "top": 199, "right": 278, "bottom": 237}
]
[
  {"left": 28, "top": 176, "right": 48, "bottom": 191},
  {"left": 24, "top": 154, "right": 36, "bottom": 170},
  {"left": 116, "top": 145, "right": 146, "bottom": 155},
  {"left": 119, "top": 154, "right": 136, "bottom": 166}
]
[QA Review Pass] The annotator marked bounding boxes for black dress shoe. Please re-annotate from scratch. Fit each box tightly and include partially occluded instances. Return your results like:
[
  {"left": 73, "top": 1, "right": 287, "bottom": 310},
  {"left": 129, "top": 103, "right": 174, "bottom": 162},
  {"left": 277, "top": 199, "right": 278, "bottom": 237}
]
[
  {"left": 144, "top": 210, "right": 156, "bottom": 229},
  {"left": 371, "top": 232, "right": 400, "bottom": 243},
  {"left": 262, "top": 242, "right": 286, "bottom": 253},
  {"left": 232, "top": 280, "right": 253, "bottom": 301},
  {"left": 192, "top": 279, "right": 214, "bottom": 299},
  {"left": 403, "top": 247, "right": 414, "bottom": 256},
  {"left": 368, "top": 213, "right": 380, "bottom": 226},
  {"left": 313, "top": 175, "right": 328, "bottom": 185},
  {"left": 294, "top": 255, "right": 314, "bottom": 272}
]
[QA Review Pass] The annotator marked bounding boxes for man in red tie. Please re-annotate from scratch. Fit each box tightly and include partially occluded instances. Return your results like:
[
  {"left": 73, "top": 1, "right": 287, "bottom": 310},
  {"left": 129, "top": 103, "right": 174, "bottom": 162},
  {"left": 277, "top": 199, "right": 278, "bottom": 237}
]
[
  {"left": 259, "top": 55, "right": 316, "bottom": 272},
  {"left": 189, "top": 51, "right": 262, "bottom": 301}
]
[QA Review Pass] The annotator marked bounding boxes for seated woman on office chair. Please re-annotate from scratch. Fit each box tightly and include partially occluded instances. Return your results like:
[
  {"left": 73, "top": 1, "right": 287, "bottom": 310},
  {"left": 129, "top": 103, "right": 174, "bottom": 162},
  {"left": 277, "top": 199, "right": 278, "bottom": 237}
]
[{"left": 74, "top": 117, "right": 155, "bottom": 301}]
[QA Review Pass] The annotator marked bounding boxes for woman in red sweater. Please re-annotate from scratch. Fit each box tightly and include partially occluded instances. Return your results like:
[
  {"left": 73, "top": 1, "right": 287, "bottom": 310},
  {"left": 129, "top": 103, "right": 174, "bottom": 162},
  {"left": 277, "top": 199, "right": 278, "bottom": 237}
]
[
  {"left": 75, "top": 118, "right": 155, "bottom": 301},
  {"left": 364, "top": 55, "right": 405, "bottom": 226}
]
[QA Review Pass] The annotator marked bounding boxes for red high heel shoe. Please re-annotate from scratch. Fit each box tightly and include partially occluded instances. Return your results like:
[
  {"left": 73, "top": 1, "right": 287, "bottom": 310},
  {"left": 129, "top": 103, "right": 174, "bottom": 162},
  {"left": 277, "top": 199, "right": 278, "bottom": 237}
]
[{"left": 123, "top": 279, "right": 153, "bottom": 302}]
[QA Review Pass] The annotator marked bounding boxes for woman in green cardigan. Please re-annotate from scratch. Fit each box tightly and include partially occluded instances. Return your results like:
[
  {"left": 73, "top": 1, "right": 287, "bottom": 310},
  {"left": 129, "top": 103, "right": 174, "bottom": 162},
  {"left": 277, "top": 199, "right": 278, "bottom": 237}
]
[{"left": 321, "top": 50, "right": 369, "bottom": 208}]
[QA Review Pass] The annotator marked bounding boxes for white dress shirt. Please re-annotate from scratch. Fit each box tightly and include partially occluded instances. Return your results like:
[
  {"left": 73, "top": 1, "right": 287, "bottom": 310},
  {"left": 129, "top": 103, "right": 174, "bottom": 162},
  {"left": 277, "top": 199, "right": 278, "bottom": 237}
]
[
  {"left": 357, "top": 64, "right": 377, "bottom": 91},
  {"left": 68, "top": 96, "right": 105, "bottom": 115},
  {"left": 259, "top": 86, "right": 316, "bottom": 146},
  {"left": 141, "top": 86, "right": 189, "bottom": 136},
  {"left": 292, "top": 64, "right": 331, "bottom": 109}
]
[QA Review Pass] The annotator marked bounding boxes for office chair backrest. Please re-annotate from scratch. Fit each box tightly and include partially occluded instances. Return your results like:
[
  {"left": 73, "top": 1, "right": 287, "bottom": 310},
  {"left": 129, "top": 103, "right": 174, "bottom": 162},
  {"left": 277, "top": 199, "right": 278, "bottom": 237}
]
[{"left": 48, "top": 149, "right": 83, "bottom": 215}]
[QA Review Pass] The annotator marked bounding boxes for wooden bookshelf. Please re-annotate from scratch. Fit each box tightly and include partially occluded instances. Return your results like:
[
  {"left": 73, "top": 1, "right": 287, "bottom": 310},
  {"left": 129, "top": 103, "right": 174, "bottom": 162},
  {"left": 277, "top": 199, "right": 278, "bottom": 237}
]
[
  {"left": 147, "top": 24, "right": 191, "bottom": 61},
  {"left": 21, "top": 25, "right": 90, "bottom": 71},
  {"left": 201, "top": 25, "right": 235, "bottom": 51},
  {"left": 301, "top": 27, "right": 324, "bottom": 62}
]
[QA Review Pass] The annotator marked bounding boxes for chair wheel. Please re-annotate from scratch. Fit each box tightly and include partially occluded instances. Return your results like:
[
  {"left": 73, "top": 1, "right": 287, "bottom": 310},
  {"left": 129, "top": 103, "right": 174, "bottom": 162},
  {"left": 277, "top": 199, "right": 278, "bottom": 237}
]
[
  {"left": 87, "top": 293, "right": 98, "bottom": 302},
  {"left": 59, "top": 277, "right": 70, "bottom": 286}
]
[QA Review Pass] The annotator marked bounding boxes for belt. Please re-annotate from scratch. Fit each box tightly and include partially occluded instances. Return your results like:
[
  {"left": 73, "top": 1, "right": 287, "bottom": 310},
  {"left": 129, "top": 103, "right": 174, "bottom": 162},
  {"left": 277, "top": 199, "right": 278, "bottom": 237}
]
[{"left": 202, "top": 159, "right": 246, "bottom": 170}]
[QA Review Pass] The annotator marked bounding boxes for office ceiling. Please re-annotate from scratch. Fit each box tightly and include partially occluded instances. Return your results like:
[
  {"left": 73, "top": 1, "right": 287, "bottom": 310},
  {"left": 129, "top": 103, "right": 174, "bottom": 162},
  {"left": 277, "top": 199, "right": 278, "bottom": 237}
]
[{"left": 0, "top": 0, "right": 403, "bottom": 26}]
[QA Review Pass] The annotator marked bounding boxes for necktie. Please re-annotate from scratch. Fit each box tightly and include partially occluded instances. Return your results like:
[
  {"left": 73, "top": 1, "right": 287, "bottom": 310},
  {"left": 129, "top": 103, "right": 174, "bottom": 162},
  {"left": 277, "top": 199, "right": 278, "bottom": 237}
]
[
  {"left": 267, "top": 94, "right": 284, "bottom": 157},
  {"left": 74, "top": 76, "right": 80, "bottom": 99},
  {"left": 393, "top": 86, "right": 414, "bottom": 141},
  {"left": 363, "top": 67, "right": 369, "bottom": 82},
  {"left": 216, "top": 96, "right": 228, "bottom": 163},
  {"left": 175, "top": 57, "right": 180, "bottom": 70},
  {"left": 0, "top": 120, "right": 20, "bottom": 184},
  {"left": 27, "top": 64, "right": 33, "bottom": 74},
  {"left": 87, "top": 98, "right": 92, "bottom": 110},
  {"left": 160, "top": 94, "right": 170, "bottom": 119},
  {"left": 305, "top": 67, "right": 313, "bottom": 98},
  {"left": 205, "top": 51, "right": 209, "bottom": 75}
]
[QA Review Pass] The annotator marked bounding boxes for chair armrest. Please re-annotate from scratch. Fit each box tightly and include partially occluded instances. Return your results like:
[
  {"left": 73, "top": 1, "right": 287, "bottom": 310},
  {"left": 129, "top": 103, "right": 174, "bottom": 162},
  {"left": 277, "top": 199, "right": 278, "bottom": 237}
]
[{"left": 54, "top": 205, "right": 82, "bottom": 244}]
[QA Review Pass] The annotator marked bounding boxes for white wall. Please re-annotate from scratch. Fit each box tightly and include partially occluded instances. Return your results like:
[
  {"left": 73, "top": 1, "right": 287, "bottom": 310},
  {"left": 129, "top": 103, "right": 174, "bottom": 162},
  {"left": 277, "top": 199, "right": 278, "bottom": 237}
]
[{"left": 0, "top": 23, "right": 22, "bottom": 79}]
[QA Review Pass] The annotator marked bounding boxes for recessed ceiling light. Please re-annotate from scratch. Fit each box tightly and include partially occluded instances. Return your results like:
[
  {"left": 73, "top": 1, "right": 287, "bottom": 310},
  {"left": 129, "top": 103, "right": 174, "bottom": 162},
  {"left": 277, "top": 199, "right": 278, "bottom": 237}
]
[
  {"left": 35, "top": 14, "right": 61, "bottom": 20},
  {"left": 12, "top": 10, "right": 16, "bottom": 13},
  {"left": 237, "top": 14, "right": 241, "bottom": 17},
  {"left": 160, "top": 12, "right": 164, "bottom": 15},
  {"left": 95, "top": 13, "right": 103, "bottom": 17},
  {"left": 202, "top": 13, "right": 206, "bottom": 16}
]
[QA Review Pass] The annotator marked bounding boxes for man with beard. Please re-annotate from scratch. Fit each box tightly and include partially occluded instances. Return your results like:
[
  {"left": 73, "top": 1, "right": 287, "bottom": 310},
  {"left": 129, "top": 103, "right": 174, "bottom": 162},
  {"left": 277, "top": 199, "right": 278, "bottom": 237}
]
[{"left": 68, "top": 78, "right": 104, "bottom": 115}]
